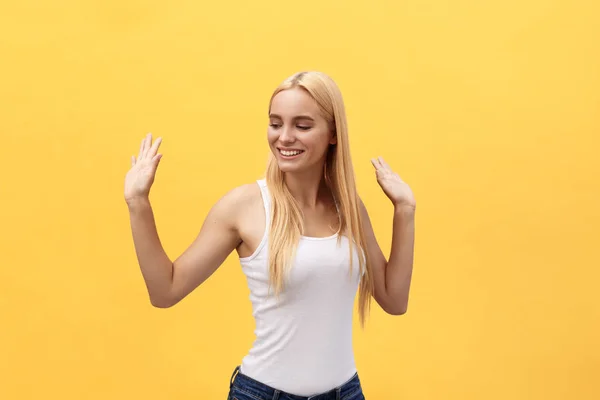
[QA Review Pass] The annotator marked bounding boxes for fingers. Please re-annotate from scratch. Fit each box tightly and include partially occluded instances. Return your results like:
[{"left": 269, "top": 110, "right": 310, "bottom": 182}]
[
  {"left": 371, "top": 158, "right": 382, "bottom": 170},
  {"left": 372, "top": 156, "right": 393, "bottom": 172},
  {"left": 151, "top": 153, "right": 163, "bottom": 172},
  {"left": 136, "top": 133, "right": 162, "bottom": 162},
  {"left": 378, "top": 156, "right": 391, "bottom": 171},
  {"left": 131, "top": 155, "right": 136, "bottom": 167},
  {"left": 148, "top": 136, "right": 162, "bottom": 158},
  {"left": 138, "top": 135, "right": 146, "bottom": 159},
  {"left": 142, "top": 133, "right": 152, "bottom": 158}
]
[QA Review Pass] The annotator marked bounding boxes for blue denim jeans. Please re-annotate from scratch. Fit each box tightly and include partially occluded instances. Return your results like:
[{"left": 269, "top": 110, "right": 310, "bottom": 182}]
[{"left": 227, "top": 366, "right": 366, "bottom": 400}]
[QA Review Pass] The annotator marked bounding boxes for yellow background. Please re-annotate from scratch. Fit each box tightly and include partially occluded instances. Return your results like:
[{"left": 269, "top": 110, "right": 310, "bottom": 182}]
[{"left": 1, "top": 0, "right": 598, "bottom": 399}]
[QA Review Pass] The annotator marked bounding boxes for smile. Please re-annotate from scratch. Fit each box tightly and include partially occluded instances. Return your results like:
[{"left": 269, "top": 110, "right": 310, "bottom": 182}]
[{"left": 278, "top": 149, "right": 305, "bottom": 158}]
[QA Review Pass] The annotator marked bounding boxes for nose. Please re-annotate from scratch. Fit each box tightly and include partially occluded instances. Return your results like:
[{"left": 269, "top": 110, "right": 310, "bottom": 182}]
[{"left": 279, "top": 126, "right": 296, "bottom": 144}]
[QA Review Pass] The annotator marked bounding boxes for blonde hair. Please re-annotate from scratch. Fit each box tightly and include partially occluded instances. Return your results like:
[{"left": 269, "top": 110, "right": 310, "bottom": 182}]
[{"left": 265, "top": 71, "right": 374, "bottom": 328}]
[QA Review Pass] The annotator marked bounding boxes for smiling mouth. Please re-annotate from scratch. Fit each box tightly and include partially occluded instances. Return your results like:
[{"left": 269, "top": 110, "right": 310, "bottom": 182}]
[{"left": 278, "top": 149, "right": 305, "bottom": 158}]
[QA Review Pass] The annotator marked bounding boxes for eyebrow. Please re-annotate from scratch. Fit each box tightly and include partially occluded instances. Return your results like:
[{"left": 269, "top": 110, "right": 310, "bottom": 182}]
[{"left": 269, "top": 113, "right": 315, "bottom": 121}]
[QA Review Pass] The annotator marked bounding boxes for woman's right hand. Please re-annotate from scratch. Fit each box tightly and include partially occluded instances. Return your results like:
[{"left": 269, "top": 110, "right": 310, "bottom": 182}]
[{"left": 125, "top": 133, "right": 163, "bottom": 205}]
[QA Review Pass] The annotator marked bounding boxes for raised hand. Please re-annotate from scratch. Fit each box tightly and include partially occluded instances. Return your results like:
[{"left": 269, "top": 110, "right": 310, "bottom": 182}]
[
  {"left": 371, "top": 156, "right": 416, "bottom": 210},
  {"left": 125, "top": 133, "right": 163, "bottom": 205}
]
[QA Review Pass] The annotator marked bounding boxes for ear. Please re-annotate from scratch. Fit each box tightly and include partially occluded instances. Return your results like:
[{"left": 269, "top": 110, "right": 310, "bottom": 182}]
[{"left": 329, "top": 133, "right": 337, "bottom": 145}]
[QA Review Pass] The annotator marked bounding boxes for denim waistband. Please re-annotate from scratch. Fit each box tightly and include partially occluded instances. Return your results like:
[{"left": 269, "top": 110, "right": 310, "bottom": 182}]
[{"left": 229, "top": 365, "right": 362, "bottom": 400}]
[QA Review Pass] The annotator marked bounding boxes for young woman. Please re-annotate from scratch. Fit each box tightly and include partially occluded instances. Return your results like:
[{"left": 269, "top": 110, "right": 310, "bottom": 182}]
[{"left": 124, "top": 71, "right": 416, "bottom": 400}]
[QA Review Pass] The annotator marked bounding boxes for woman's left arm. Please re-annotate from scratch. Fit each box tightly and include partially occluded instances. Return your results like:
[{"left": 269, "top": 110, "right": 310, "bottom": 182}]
[{"left": 360, "top": 156, "right": 416, "bottom": 316}]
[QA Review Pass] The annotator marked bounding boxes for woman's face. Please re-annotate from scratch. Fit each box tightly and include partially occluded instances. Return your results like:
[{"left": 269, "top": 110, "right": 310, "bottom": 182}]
[{"left": 268, "top": 88, "right": 336, "bottom": 174}]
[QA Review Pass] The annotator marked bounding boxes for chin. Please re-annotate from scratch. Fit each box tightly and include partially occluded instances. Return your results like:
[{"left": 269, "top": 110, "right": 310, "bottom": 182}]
[{"left": 277, "top": 162, "right": 303, "bottom": 173}]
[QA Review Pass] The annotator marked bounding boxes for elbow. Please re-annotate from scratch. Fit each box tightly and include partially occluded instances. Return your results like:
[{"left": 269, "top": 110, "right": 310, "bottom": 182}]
[
  {"left": 150, "top": 294, "right": 176, "bottom": 308},
  {"left": 387, "top": 303, "right": 408, "bottom": 316},
  {"left": 151, "top": 300, "right": 173, "bottom": 308},
  {"left": 377, "top": 294, "right": 408, "bottom": 316}
]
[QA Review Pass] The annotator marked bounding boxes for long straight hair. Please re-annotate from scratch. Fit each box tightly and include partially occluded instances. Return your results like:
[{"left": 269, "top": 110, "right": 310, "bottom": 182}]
[{"left": 264, "top": 71, "right": 374, "bottom": 328}]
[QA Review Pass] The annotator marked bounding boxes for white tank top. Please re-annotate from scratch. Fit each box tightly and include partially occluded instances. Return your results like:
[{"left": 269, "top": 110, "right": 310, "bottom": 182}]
[{"left": 238, "top": 179, "right": 363, "bottom": 396}]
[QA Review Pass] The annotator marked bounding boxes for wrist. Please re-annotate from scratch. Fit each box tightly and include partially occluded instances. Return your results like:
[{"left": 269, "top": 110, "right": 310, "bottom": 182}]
[
  {"left": 393, "top": 203, "right": 416, "bottom": 216},
  {"left": 126, "top": 196, "right": 151, "bottom": 211}
]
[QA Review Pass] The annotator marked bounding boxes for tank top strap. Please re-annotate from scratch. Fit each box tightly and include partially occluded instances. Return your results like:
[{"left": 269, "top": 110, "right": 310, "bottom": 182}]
[{"left": 257, "top": 179, "right": 271, "bottom": 234}]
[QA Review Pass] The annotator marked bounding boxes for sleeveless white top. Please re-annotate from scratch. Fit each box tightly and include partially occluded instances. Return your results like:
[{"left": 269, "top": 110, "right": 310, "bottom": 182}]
[{"left": 238, "top": 179, "right": 363, "bottom": 396}]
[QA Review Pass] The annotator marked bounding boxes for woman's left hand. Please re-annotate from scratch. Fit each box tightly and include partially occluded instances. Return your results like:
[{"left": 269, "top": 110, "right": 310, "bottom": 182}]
[{"left": 371, "top": 156, "right": 416, "bottom": 210}]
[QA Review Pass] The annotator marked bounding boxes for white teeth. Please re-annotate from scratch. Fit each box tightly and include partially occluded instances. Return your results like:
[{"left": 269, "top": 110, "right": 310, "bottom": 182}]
[{"left": 280, "top": 150, "right": 302, "bottom": 156}]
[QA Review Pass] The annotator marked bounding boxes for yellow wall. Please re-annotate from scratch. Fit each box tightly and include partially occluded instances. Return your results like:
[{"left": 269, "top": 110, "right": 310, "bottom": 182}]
[{"left": 1, "top": 1, "right": 598, "bottom": 399}]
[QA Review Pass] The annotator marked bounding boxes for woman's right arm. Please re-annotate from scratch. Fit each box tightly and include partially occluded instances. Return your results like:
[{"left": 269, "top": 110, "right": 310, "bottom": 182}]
[
  {"left": 125, "top": 133, "right": 243, "bottom": 308},
  {"left": 128, "top": 188, "right": 243, "bottom": 308}
]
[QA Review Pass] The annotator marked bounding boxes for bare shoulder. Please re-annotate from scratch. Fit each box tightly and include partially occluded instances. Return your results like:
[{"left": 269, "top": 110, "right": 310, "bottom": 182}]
[
  {"left": 220, "top": 181, "right": 262, "bottom": 212},
  {"left": 231, "top": 181, "right": 262, "bottom": 203},
  {"left": 214, "top": 181, "right": 263, "bottom": 230},
  {"left": 229, "top": 181, "right": 267, "bottom": 258},
  {"left": 358, "top": 196, "right": 369, "bottom": 218}
]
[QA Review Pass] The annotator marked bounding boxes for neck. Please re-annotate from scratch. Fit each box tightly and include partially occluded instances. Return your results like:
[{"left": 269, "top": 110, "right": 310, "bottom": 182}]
[{"left": 283, "top": 168, "right": 331, "bottom": 209}]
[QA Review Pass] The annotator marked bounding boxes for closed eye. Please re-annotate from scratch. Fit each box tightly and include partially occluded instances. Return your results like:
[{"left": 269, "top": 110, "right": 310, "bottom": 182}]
[{"left": 269, "top": 124, "right": 311, "bottom": 131}]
